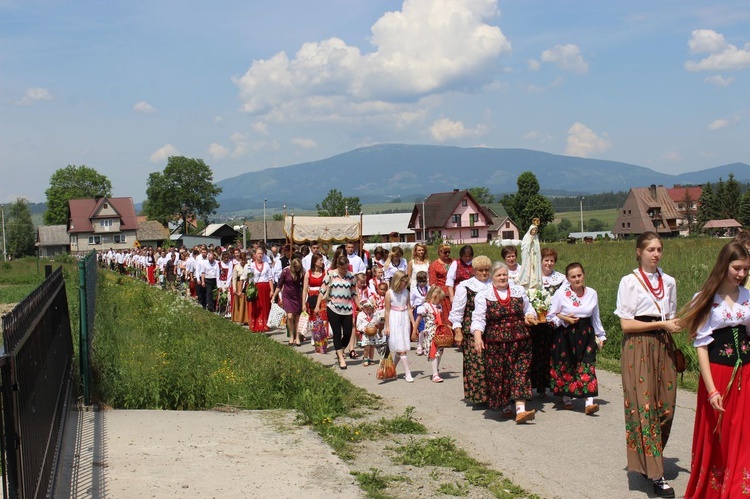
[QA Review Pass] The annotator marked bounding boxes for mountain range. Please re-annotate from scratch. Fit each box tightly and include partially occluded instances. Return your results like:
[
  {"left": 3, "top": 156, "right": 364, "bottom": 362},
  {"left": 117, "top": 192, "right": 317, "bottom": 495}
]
[{"left": 215, "top": 144, "right": 749, "bottom": 212}]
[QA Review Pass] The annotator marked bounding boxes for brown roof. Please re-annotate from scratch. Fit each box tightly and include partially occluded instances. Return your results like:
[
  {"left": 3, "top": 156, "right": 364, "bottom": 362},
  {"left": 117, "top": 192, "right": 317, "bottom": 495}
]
[
  {"left": 667, "top": 186, "right": 702, "bottom": 203},
  {"left": 613, "top": 185, "right": 680, "bottom": 236},
  {"left": 68, "top": 197, "right": 138, "bottom": 233},
  {"left": 703, "top": 219, "right": 742, "bottom": 229},
  {"left": 136, "top": 220, "right": 169, "bottom": 241},
  {"left": 408, "top": 190, "right": 494, "bottom": 229},
  {"left": 240, "top": 220, "right": 286, "bottom": 242}
]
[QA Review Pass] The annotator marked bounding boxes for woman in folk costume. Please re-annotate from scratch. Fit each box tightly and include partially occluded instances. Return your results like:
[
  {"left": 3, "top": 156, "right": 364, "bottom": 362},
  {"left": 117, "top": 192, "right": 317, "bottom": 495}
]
[
  {"left": 614, "top": 231, "right": 682, "bottom": 498},
  {"left": 242, "top": 247, "right": 275, "bottom": 332},
  {"left": 449, "top": 256, "right": 492, "bottom": 404},
  {"left": 446, "top": 245, "right": 475, "bottom": 302},
  {"left": 471, "top": 261, "right": 538, "bottom": 423},
  {"left": 547, "top": 262, "right": 606, "bottom": 415},
  {"left": 683, "top": 242, "right": 750, "bottom": 499},
  {"left": 428, "top": 243, "right": 453, "bottom": 325}
]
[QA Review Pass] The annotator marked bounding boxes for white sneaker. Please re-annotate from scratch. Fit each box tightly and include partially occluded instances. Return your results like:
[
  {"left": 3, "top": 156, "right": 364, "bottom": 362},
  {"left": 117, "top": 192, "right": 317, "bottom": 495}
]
[{"left": 405, "top": 374, "right": 414, "bottom": 383}]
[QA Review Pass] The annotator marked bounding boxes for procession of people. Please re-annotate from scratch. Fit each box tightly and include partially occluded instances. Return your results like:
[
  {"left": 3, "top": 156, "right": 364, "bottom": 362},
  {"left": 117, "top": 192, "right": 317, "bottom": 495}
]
[{"left": 98, "top": 223, "right": 750, "bottom": 499}]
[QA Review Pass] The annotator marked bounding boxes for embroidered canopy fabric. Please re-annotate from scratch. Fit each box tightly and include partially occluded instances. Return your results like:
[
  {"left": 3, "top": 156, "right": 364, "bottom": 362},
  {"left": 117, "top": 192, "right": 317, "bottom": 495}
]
[{"left": 284, "top": 216, "right": 361, "bottom": 243}]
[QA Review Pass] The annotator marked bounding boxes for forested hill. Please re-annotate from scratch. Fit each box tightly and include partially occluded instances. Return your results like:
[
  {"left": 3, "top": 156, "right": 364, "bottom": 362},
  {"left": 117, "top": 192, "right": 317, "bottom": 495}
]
[{"left": 215, "top": 144, "right": 749, "bottom": 211}]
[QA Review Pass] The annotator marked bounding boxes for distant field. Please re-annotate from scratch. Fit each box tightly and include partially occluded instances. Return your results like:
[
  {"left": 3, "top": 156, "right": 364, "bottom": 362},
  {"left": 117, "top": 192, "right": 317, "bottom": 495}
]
[{"left": 555, "top": 208, "right": 618, "bottom": 230}]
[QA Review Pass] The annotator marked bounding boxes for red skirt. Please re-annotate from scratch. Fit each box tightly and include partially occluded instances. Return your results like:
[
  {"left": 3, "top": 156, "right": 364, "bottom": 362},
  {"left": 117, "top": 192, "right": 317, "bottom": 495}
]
[
  {"left": 147, "top": 266, "right": 156, "bottom": 285},
  {"left": 248, "top": 281, "right": 272, "bottom": 332},
  {"left": 685, "top": 362, "right": 750, "bottom": 498}
]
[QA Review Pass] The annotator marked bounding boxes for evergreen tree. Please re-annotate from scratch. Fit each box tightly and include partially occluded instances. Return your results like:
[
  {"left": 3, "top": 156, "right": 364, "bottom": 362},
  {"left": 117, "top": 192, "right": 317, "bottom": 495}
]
[
  {"left": 697, "top": 182, "right": 717, "bottom": 227},
  {"left": 7, "top": 198, "right": 36, "bottom": 258},
  {"left": 502, "top": 171, "right": 554, "bottom": 231},
  {"left": 738, "top": 191, "right": 750, "bottom": 228},
  {"left": 720, "top": 173, "right": 741, "bottom": 220}
]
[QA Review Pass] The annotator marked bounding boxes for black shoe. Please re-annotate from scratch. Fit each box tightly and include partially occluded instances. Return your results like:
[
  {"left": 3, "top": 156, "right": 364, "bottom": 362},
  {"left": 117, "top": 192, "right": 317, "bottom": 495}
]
[{"left": 652, "top": 477, "right": 675, "bottom": 498}]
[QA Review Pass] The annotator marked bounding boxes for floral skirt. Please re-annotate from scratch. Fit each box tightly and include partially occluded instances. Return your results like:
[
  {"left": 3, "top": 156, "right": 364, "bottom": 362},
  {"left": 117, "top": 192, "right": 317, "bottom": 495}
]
[
  {"left": 484, "top": 338, "right": 532, "bottom": 410},
  {"left": 549, "top": 319, "right": 599, "bottom": 397},
  {"left": 530, "top": 323, "right": 553, "bottom": 392},
  {"left": 621, "top": 332, "right": 677, "bottom": 479},
  {"left": 461, "top": 332, "right": 487, "bottom": 405},
  {"left": 685, "top": 362, "right": 750, "bottom": 498}
]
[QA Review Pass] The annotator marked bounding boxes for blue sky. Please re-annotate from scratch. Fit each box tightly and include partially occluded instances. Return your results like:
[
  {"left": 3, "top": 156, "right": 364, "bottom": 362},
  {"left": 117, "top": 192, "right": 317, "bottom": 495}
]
[{"left": 1, "top": 0, "right": 749, "bottom": 204}]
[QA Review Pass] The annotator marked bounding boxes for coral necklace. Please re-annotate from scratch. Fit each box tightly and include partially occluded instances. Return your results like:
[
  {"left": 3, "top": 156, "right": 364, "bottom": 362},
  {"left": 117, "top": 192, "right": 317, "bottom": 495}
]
[
  {"left": 638, "top": 267, "right": 664, "bottom": 300},
  {"left": 493, "top": 286, "right": 511, "bottom": 307}
]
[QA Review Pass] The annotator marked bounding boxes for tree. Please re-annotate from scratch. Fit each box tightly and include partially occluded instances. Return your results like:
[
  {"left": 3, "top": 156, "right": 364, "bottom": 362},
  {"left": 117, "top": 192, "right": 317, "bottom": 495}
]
[
  {"left": 44, "top": 165, "right": 112, "bottom": 225},
  {"left": 739, "top": 191, "right": 750, "bottom": 228},
  {"left": 719, "top": 173, "right": 741, "bottom": 220},
  {"left": 587, "top": 218, "right": 607, "bottom": 231},
  {"left": 500, "top": 172, "right": 555, "bottom": 232},
  {"left": 316, "top": 189, "right": 361, "bottom": 217},
  {"left": 697, "top": 182, "right": 718, "bottom": 227},
  {"left": 145, "top": 156, "right": 222, "bottom": 234},
  {"left": 467, "top": 187, "right": 495, "bottom": 204},
  {"left": 7, "top": 198, "right": 36, "bottom": 258}
]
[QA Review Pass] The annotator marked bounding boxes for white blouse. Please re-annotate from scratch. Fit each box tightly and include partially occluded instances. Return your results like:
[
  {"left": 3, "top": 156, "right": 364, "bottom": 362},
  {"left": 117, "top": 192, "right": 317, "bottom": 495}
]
[
  {"left": 241, "top": 261, "right": 274, "bottom": 283},
  {"left": 470, "top": 284, "right": 536, "bottom": 333},
  {"left": 547, "top": 284, "right": 607, "bottom": 339},
  {"left": 614, "top": 268, "right": 677, "bottom": 320},
  {"left": 542, "top": 270, "right": 566, "bottom": 290},
  {"left": 693, "top": 287, "right": 750, "bottom": 347},
  {"left": 449, "top": 277, "right": 491, "bottom": 329}
]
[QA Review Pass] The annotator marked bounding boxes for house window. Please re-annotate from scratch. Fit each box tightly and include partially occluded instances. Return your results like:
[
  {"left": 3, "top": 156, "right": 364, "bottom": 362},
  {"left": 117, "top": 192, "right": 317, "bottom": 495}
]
[
  {"left": 505, "top": 221, "right": 510, "bottom": 228},
  {"left": 70, "top": 235, "right": 76, "bottom": 245},
  {"left": 462, "top": 199, "right": 468, "bottom": 207},
  {"left": 502, "top": 230, "right": 514, "bottom": 239},
  {"left": 628, "top": 210, "right": 631, "bottom": 215},
  {"left": 114, "top": 234, "right": 127, "bottom": 243},
  {"left": 103, "top": 203, "right": 109, "bottom": 209},
  {"left": 100, "top": 219, "right": 113, "bottom": 227},
  {"left": 622, "top": 223, "right": 625, "bottom": 228},
  {"left": 471, "top": 229, "right": 479, "bottom": 238},
  {"left": 88, "top": 235, "right": 102, "bottom": 245},
  {"left": 627, "top": 223, "right": 630, "bottom": 228},
  {"left": 452, "top": 214, "right": 460, "bottom": 224}
]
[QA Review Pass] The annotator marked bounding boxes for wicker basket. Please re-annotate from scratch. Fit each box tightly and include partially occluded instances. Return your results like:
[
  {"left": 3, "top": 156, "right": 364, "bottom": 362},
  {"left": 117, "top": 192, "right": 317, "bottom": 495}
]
[
  {"left": 432, "top": 325, "right": 455, "bottom": 348},
  {"left": 364, "top": 325, "right": 378, "bottom": 337}
]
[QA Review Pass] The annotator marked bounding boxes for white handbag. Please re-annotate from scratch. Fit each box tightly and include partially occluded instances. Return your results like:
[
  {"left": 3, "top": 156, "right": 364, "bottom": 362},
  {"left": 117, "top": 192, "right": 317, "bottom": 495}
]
[{"left": 267, "top": 302, "right": 285, "bottom": 329}]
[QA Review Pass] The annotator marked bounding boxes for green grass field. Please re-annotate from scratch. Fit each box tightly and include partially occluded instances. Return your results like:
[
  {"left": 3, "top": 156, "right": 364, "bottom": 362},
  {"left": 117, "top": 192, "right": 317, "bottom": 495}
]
[{"left": 555, "top": 208, "right": 619, "bottom": 230}]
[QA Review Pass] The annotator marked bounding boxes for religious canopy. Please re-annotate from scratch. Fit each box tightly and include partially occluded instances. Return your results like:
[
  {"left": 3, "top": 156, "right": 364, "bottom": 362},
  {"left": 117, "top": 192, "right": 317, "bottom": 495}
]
[{"left": 284, "top": 215, "right": 361, "bottom": 243}]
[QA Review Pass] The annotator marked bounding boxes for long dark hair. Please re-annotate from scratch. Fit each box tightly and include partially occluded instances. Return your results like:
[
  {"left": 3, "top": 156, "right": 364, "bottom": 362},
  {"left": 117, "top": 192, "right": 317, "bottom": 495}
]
[{"left": 680, "top": 242, "right": 750, "bottom": 334}]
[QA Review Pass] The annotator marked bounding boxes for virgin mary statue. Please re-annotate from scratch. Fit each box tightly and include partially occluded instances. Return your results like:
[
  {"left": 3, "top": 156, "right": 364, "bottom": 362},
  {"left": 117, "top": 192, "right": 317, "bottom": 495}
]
[{"left": 518, "top": 220, "right": 541, "bottom": 290}]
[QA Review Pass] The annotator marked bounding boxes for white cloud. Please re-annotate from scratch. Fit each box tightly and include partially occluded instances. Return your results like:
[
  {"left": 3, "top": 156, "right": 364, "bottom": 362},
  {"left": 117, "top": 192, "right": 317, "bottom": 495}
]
[
  {"left": 540, "top": 44, "right": 588, "bottom": 73},
  {"left": 688, "top": 29, "right": 727, "bottom": 54},
  {"left": 134, "top": 101, "right": 156, "bottom": 114},
  {"left": 150, "top": 144, "right": 179, "bottom": 163},
  {"left": 685, "top": 29, "right": 750, "bottom": 72},
  {"left": 291, "top": 138, "right": 318, "bottom": 149},
  {"left": 428, "top": 117, "right": 487, "bottom": 142},
  {"left": 214, "top": 116, "right": 223, "bottom": 123},
  {"left": 708, "top": 116, "right": 740, "bottom": 130},
  {"left": 15, "top": 87, "right": 53, "bottom": 106},
  {"left": 662, "top": 150, "right": 683, "bottom": 162},
  {"left": 229, "top": 132, "right": 279, "bottom": 159},
  {"left": 565, "top": 122, "right": 611, "bottom": 157},
  {"left": 233, "top": 0, "right": 511, "bottom": 123},
  {"left": 704, "top": 74, "right": 735, "bottom": 87},
  {"left": 207, "top": 143, "right": 229, "bottom": 161},
  {"left": 527, "top": 58, "right": 541, "bottom": 71}
]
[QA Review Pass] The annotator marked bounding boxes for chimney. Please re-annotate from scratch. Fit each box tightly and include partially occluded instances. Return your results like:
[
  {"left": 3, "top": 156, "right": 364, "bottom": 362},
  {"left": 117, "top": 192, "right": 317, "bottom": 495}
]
[
  {"left": 649, "top": 184, "right": 657, "bottom": 200},
  {"left": 453, "top": 188, "right": 459, "bottom": 193}
]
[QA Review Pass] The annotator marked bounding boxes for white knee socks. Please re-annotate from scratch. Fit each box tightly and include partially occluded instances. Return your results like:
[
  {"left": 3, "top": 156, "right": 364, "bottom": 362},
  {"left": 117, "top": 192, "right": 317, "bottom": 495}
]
[{"left": 400, "top": 355, "right": 413, "bottom": 382}]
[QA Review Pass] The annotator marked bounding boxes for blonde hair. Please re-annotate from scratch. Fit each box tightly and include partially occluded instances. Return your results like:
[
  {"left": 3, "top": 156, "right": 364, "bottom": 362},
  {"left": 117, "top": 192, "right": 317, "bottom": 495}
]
[
  {"left": 412, "top": 242, "right": 428, "bottom": 262},
  {"left": 390, "top": 270, "right": 409, "bottom": 290},
  {"left": 425, "top": 285, "right": 446, "bottom": 304},
  {"left": 472, "top": 255, "right": 491, "bottom": 270}
]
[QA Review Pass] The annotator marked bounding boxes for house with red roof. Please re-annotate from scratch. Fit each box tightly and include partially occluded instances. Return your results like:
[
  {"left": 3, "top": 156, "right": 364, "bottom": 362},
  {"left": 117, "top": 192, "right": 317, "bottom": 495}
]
[
  {"left": 408, "top": 189, "right": 496, "bottom": 244},
  {"left": 68, "top": 197, "right": 138, "bottom": 251},
  {"left": 667, "top": 185, "right": 702, "bottom": 234}
]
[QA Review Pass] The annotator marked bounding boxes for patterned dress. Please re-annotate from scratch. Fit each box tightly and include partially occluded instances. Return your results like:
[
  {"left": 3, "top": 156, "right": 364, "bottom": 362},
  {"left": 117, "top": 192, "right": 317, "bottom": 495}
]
[
  {"left": 685, "top": 288, "right": 750, "bottom": 498},
  {"left": 416, "top": 302, "right": 443, "bottom": 359},
  {"left": 530, "top": 270, "right": 566, "bottom": 393},
  {"left": 429, "top": 258, "right": 453, "bottom": 325},
  {"left": 450, "top": 277, "right": 491, "bottom": 404},
  {"left": 547, "top": 285, "right": 606, "bottom": 398},
  {"left": 471, "top": 284, "right": 536, "bottom": 411},
  {"left": 614, "top": 268, "right": 678, "bottom": 479}
]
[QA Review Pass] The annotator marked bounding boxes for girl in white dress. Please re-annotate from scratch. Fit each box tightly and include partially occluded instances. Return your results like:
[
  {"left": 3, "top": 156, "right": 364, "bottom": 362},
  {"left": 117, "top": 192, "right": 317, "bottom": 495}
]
[
  {"left": 385, "top": 271, "right": 416, "bottom": 382},
  {"left": 547, "top": 262, "right": 606, "bottom": 415}
]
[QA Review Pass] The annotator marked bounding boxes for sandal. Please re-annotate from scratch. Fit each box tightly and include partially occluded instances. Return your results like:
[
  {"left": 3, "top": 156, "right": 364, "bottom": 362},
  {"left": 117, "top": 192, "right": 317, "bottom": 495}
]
[
  {"left": 431, "top": 375, "right": 443, "bottom": 383},
  {"left": 563, "top": 401, "right": 574, "bottom": 410},
  {"left": 349, "top": 350, "right": 359, "bottom": 359}
]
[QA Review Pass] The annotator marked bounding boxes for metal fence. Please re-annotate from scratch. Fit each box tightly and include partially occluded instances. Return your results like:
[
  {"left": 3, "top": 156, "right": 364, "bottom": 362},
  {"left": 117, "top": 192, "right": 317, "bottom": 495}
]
[
  {"left": 0, "top": 266, "right": 74, "bottom": 498},
  {"left": 78, "top": 250, "right": 97, "bottom": 405}
]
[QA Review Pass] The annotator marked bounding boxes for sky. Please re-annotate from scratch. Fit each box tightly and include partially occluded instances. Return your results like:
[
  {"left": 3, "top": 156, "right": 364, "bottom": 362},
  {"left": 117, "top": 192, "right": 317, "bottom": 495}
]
[{"left": 1, "top": 0, "right": 749, "bottom": 204}]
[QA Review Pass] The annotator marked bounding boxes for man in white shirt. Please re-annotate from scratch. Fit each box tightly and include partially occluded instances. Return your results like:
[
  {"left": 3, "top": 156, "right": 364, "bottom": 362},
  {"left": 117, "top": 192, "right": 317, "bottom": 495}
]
[
  {"left": 302, "top": 241, "right": 329, "bottom": 271},
  {"left": 346, "top": 242, "right": 366, "bottom": 275},
  {"left": 200, "top": 250, "right": 220, "bottom": 311}
]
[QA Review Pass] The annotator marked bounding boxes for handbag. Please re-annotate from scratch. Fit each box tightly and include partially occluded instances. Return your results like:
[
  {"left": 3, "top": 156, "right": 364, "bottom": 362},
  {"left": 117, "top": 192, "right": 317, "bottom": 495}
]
[
  {"left": 268, "top": 303, "right": 285, "bottom": 329},
  {"left": 311, "top": 317, "right": 328, "bottom": 354},
  {"left": 297, "top": 312, "right": 310, "bottom": 336}
]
